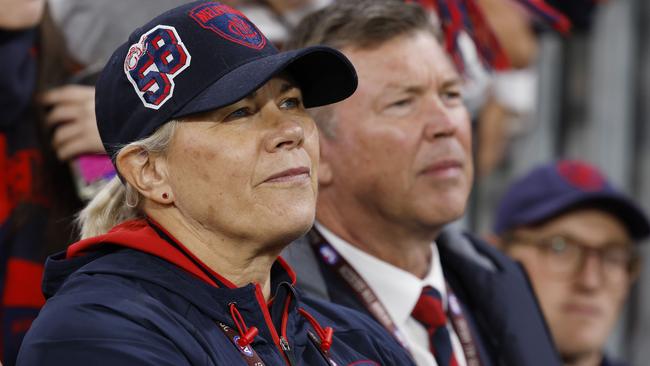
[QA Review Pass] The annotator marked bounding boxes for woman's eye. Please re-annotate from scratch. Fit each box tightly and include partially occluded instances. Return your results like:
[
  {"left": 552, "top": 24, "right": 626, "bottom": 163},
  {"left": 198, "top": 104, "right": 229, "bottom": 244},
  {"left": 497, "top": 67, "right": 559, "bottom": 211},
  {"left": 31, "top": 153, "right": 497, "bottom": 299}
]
[
  {"left": 224, "top": 107, "right": 252, "bottom": 122},
  {"left": 280, "top": 97, "right": 302, "bottom": 110}
]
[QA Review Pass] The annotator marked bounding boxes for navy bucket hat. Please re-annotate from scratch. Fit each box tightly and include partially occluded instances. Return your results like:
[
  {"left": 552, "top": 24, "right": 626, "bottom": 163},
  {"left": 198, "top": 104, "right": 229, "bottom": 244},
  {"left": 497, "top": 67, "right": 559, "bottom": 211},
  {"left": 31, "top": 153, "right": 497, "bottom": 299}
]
[
  {"left": 95, "top": 1, "right": 357, "bottom": 161},
  {"left": 494, "top": 160, "right": 650, "bottom": 241}
]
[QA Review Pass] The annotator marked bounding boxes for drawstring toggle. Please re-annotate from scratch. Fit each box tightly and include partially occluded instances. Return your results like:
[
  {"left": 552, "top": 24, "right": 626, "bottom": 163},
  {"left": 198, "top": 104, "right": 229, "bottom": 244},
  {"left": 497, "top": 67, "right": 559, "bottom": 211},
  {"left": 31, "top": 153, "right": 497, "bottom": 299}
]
[
  {"left": 237, "top": 327, "right": 259, "bottom": 347},
  {"left": 229, "top": 302, "right": 259, "bottom": 347}
]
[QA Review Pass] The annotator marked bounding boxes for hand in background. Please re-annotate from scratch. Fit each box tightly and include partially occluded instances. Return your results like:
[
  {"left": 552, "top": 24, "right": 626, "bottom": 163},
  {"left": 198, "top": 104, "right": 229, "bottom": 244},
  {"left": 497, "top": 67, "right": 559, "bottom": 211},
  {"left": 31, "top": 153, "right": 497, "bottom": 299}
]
[{"left": 41, "top": 85, "right": 104, "bottom": 161}]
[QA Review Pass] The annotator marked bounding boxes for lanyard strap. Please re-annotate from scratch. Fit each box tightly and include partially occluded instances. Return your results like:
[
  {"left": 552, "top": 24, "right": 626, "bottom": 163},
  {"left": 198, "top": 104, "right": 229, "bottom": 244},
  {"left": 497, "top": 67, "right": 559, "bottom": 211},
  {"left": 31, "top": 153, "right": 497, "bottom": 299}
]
[
  {"left": 217, "top": 322, "right": 267, "bottom": 366},
  {"left": 307, "top": 230, "right": 410, "bottom": 349},
  {"left": 307, "top": 229, "right": 483, "bottom": 366},
  {"left": 445, "top": 286, "right": 483, "bottom": 366}
]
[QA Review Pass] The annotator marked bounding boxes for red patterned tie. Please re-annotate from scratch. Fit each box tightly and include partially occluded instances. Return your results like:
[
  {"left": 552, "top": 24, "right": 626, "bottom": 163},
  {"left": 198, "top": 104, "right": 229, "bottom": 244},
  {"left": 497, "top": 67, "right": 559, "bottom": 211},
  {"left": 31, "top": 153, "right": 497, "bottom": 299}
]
[{"left": 411, "top": 286, "right": 459, "bottom": 366}]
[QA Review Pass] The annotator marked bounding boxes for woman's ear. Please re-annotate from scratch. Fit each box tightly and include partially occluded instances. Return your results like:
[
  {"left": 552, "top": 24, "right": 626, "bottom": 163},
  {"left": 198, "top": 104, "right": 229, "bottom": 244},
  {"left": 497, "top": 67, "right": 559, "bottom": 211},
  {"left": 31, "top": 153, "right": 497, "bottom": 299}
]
[{"left": 116, "top": 147, "right": 173, "bottom": 205}]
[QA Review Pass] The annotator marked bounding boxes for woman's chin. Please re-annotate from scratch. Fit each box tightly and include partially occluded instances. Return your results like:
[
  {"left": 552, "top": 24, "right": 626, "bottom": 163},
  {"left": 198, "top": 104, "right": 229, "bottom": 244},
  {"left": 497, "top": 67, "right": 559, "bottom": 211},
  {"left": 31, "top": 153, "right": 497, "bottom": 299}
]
[{"left": 260, "top": 211, "right": 315, "bottom": 248}]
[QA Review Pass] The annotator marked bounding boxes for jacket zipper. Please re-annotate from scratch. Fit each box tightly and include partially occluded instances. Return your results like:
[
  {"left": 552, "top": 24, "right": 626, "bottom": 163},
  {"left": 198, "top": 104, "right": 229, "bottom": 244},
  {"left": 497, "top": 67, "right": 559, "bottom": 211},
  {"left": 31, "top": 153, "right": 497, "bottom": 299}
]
[
  {"left": 254, "top": 284, "right": 295, "bottom": 366},
  {"left": 280, "top": 336, "right": 298, "bottom": 366},
  {"left": 279, "top": 296, "right": 298, "bottom": 366}
]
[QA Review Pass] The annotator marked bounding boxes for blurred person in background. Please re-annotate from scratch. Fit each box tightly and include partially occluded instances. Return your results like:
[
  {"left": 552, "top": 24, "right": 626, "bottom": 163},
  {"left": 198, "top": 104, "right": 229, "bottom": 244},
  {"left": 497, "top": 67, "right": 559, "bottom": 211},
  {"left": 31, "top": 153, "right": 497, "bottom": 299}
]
[
  {"left": 0, "top": 0, "right": 103, "bottom": 364},
  {"left": 472, "top": 0, "right": 540, "bottom": 178},
  {"left": 282, "top": 1, "right": 560, "bottom": 365},
  {"left": 491, "top": 160, "right": 650, "bottom": 366},
  {"left": 48, "top": 0, "right": 330, "bottom": 66}
]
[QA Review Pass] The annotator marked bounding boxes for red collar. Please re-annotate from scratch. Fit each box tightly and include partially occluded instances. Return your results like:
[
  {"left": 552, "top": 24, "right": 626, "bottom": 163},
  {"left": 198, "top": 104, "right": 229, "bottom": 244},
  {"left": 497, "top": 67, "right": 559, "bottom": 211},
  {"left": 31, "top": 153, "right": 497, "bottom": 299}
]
[{"left": 67, "top": 218, "right": 297, "bottom": 288}]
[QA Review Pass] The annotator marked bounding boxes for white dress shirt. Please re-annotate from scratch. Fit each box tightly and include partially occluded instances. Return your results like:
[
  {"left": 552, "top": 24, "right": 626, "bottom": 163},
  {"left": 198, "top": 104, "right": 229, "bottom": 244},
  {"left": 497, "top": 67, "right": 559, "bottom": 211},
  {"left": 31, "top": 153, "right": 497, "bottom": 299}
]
[{"left": 316, "top": 223, "right": 468, "bottom": 366}]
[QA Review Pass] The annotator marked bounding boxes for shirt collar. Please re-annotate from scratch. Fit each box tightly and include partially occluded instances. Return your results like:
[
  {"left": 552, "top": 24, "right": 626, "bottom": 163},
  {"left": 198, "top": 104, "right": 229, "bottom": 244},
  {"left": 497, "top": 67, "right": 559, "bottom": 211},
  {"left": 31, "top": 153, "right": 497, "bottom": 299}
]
[{"left": 314, "top": 223, "right": 448, "bottom": 327}]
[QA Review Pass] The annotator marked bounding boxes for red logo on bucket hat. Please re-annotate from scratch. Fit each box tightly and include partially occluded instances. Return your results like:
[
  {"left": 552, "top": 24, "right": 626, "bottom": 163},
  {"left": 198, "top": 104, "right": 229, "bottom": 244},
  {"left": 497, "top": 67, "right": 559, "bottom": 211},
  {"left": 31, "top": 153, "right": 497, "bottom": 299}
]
[{"left": 189, "top": 2, "right": 267, "bottom": 50}]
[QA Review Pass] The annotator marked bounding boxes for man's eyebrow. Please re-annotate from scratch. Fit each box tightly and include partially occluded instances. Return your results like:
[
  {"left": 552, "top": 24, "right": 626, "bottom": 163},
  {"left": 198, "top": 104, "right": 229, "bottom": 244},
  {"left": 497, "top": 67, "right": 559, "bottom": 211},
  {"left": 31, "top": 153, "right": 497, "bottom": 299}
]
[
  {"left": 382, "top": 82, "right": 425, "bottom": 94},
  {"left": 381, "top": 77, "right": 462, "bottom": 95},
  {"left": 441, "top": 76, "right": 462, "bottom": 89}
]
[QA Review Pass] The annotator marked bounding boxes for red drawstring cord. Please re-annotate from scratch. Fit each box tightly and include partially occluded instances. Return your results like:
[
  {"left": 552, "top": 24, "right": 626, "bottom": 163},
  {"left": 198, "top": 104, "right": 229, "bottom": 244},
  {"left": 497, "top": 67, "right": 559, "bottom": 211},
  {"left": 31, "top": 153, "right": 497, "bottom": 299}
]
[
  {"left": 298, "top": 308, "right": 333, "bottom": 352},
  {"left": 281, "top": 296, "right": 292, "bottom": 339},
  {"left": 228, "top": 302, "right": 333, "bottom": 353},
  {"left": 229, "top": 303, "right": 259, "bottom": 347}
]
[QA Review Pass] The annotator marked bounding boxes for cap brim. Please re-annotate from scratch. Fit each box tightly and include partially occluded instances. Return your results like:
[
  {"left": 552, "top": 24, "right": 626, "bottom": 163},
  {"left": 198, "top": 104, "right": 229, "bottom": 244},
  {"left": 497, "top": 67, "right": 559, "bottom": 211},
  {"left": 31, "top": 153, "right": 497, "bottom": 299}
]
[
  {"left": 174, "top": 45, "right": 357, "bottom": 118},
  {"left": 518, "top": 192, "right": 650, "bottom": 241}
]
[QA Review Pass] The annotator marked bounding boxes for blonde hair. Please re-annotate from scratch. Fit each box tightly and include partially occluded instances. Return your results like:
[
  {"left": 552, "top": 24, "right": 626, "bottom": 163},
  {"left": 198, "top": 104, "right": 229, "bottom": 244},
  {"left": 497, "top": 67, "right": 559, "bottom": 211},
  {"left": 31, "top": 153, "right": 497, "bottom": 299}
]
[{"left": 77, "top": 121, "right": 178, "bottom": 239}]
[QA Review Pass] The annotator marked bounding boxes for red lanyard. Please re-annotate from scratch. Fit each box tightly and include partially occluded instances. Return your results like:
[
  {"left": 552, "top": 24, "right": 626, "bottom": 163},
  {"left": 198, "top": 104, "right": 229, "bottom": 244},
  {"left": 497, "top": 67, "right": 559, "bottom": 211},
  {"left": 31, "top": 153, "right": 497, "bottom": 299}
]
[{"left": 307, "top": 229, "right": 483, "bottom": 366}]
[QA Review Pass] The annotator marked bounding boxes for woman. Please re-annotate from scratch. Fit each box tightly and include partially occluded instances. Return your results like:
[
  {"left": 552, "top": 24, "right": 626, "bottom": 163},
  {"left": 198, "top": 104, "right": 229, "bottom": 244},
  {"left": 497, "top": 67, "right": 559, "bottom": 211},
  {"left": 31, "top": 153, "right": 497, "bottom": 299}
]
[{"left": 16, "top": 1, "right": 414, "bottom": 365}]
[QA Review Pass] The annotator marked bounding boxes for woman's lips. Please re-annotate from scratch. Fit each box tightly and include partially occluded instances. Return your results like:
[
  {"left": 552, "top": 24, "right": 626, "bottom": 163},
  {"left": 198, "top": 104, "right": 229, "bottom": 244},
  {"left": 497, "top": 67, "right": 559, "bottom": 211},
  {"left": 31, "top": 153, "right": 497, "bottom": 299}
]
[
  {"left": 264, "top": 167, "right": 311, "bottom": 183},
  {"left": 419, "top": 159, "right": 463, "bottom": 177}
]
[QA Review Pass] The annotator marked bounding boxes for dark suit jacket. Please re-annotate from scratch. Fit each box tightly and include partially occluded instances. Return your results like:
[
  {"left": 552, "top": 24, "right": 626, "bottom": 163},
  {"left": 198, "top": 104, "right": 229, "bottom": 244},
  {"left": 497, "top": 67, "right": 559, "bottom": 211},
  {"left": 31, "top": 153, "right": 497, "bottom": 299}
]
[{"left": 282, "top": 227, "right": 562, "bottom": 366}]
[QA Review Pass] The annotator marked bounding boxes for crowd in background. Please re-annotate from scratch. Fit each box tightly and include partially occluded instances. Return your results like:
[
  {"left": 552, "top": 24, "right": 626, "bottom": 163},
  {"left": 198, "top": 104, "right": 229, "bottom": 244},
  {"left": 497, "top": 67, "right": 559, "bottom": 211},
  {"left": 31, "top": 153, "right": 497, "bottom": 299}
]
[{"left": 2, "top": 0, "right": 649, "bottom": 365}]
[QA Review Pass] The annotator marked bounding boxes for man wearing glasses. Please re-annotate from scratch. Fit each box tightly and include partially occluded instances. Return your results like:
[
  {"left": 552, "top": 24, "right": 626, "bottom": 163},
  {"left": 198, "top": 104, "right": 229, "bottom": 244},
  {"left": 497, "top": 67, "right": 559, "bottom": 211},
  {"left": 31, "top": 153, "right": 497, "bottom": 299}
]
[{"left": 492, "top": 160, "right": 650, "bottom": 366}]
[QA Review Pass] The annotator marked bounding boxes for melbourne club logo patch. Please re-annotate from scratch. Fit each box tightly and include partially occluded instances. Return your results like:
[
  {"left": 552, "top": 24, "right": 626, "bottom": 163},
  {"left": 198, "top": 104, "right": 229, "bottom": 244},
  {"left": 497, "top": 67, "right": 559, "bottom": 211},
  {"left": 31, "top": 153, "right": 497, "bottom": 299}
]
[
  {"left": 189, "top": 3, "right": 266, "bottom": 50},
  {"left": 124, "top": 25, "right": 191, "bottom": 109}
]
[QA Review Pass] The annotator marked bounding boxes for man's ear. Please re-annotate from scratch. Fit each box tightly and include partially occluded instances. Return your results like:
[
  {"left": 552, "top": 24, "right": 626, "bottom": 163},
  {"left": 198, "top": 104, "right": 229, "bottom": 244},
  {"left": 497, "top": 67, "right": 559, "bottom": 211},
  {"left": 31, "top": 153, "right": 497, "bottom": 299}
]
[
  {"left": 116, "top": 147, "right": 173, "bottom": 205},
  {"left": 318, "top": 137, "right": 333, "bottom": 186}
]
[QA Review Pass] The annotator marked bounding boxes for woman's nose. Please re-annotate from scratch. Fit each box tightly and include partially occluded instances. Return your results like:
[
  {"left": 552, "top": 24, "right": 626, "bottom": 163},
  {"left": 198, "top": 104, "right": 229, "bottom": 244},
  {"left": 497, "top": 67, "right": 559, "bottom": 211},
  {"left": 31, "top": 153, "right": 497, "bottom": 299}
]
[{"left": 264, "top": 108, "right": 305, "bottom": 152}]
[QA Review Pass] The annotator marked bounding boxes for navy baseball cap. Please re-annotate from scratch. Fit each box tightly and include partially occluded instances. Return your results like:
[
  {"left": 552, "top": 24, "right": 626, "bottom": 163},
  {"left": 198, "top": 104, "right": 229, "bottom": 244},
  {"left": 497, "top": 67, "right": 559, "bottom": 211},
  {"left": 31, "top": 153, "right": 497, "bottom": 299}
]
[
  {"left": 95, "top": 1, "right": 357, "bottom": 161},
  {"left": 494, "top": 160, "right": 650, "bottom": 240}
]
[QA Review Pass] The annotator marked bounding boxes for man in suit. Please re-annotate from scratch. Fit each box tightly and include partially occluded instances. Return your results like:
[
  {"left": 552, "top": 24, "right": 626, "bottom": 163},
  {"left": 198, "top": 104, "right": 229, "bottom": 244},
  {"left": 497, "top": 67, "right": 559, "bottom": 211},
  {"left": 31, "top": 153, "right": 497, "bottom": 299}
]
[
  {"left": 281, "top": 1, "right": 561, "bottom": 365},
  {"left": 491, "top": 160, "right": 649, "bottom": 366}
]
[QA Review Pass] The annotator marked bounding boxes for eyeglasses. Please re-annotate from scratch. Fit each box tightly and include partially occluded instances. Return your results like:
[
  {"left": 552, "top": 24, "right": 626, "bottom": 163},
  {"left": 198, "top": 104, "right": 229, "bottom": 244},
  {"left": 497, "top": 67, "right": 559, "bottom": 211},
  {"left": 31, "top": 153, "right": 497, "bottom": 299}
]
[{"left": 505, "top": 235, "right": 640, "bottom": 283}]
